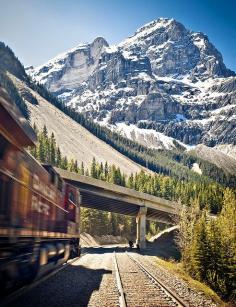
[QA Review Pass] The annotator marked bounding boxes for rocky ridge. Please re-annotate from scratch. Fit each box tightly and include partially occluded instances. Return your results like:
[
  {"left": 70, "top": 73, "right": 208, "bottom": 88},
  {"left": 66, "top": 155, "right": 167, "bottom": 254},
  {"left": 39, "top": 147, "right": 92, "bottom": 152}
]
[{"left": 28, "top": 18, "right": 236, "bottom": 150}]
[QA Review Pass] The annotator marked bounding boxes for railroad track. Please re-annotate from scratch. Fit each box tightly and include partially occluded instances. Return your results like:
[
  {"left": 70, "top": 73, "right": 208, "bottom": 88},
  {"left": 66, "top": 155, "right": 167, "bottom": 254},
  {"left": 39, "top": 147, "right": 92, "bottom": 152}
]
[{"left": 113, "top": 252, "right": 188, "bottom": 307}]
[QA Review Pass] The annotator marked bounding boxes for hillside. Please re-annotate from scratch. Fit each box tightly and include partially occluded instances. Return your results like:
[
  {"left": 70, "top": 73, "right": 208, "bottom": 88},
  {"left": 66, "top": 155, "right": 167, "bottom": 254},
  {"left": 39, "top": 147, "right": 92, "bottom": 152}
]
[
  {"left": 215, "top": 144, "right": 236, "bottom": 160},
  {"left": 11, "top": 75, "right": 146, "bottom": 175},
  {"left": 148, "top": 226, "right": 180, "bottom": 260},
  {"left": 190, "top": 144, "right": 236, "bottom": 176}
]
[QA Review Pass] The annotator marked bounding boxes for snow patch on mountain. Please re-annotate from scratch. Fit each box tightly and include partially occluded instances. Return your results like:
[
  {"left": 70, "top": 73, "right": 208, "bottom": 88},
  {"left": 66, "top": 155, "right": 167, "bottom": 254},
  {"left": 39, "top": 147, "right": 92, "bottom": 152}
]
[
  {"left": 28, "top": 18, "right": 236, "bottom": 149},
  {"left": 118, "top": 18, "right": 173, "bottom": 49},
  {"left": 112, "top": 123, "right": 187, "bottom": 150},
  {"left": 192, "top": 163, "right": 202, "bottom": 175}
]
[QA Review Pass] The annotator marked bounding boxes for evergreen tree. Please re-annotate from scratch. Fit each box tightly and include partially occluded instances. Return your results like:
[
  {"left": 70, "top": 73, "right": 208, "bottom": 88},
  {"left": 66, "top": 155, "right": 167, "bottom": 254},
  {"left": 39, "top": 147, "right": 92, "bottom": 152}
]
[
  {"left": 61, "top": 156, "right": 68, "bottom": 170},
  {"left": 49, "top": 133, "right": 56, "bottom": 165},
  {"left": 37, "top": 136, "right": 45, "bottom": 162},
  {"left": 56, "top": 147, "right": 62, "bottom": 167},
  {"left": 127, "top": 173, "right": 134, "bottom": 188},
  {"left": 81, "top": 162, "right": 85, "bottom": 175},
  {"left": 90, "top": 157, "right": 97, "bottom": 178},
  {"left": 104, "top": 161, "right": 108, "bottom": 180},
  {"left": 42, "top": 125, "right": 48, "bottom": 139},
  {"left": 191, "top": 212, "right": 211, "bottom": 281}
]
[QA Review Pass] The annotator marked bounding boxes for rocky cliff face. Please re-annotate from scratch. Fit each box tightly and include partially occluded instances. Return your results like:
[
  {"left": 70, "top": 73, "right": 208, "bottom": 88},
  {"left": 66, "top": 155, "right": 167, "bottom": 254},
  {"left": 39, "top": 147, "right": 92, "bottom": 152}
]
[
  {"left": 28, "top": 18, "right": 236, "bottom": 149},
  {"left": 28, "top": 37, "right": 108, "bottom": 93}
]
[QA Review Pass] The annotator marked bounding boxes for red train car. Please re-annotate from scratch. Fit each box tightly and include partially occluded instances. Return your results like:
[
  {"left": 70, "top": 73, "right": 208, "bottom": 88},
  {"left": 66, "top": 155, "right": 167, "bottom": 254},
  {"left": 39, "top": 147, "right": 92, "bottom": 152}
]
[{"left": 0, "top": 87, "right": 80, "bottom": 296}]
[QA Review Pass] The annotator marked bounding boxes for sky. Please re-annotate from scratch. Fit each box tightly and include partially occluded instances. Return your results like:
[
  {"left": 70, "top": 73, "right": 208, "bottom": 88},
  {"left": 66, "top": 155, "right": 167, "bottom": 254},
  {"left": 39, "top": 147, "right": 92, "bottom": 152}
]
[{"left": 0, "top": 0, "right": 235, "bottom": 71}]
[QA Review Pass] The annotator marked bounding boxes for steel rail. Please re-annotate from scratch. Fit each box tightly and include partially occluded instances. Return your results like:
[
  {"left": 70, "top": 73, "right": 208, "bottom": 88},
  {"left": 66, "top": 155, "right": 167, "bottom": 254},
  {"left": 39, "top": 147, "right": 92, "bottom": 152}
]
[
  {"left": 113, "top": 252, "right": 127, "bottom": 307},
  {"left": 127, "top": 252, "right": 188, "bottom": 307}
]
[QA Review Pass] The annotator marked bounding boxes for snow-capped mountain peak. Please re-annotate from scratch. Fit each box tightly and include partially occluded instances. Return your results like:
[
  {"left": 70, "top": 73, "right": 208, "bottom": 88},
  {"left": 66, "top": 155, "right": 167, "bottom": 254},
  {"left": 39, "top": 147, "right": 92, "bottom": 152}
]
[
  {"left": 119, "top": 18, "right": 174, "bottom": 47},
  {"left": 28, "top": 18, "right": 236, "bottom": 150}
]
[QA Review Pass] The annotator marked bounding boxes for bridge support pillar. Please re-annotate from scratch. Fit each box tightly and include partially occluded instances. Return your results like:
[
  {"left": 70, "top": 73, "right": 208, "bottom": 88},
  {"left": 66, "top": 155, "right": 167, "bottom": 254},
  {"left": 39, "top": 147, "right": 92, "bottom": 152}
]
[{"left": 136, "top": 206, "right": 147, "bottom": 249}]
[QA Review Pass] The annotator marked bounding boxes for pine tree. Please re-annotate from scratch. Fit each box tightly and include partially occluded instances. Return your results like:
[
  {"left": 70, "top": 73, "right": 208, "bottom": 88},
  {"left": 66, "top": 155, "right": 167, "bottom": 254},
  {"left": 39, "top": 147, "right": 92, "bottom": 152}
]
[
  {"left": 68, "top": 159, "right": 75, "bottom": 172},
  {"left": 42, "top": 125, "right": 48, "bottom": 139},
  {"left": 90, "top": 157, "right": 97, "bottom": 178},
  {"left": 50, "top": 132, "right": 56, "bottom": 165},
  {"left": 99, "top": 162, "right": 104, "bottom": 179},
  {"left": 191, "top": 212, "right": 211, "bottom": 281},
  {"left": 217, "top": 189, "right": 236, "bottom": 298},
  {"left": 37, "top": 136, "right": 45, "bottom": 162},
  {"left": 74, "top": 160, "right": 78, "bottom": 173},
  {"left": 127, "top": 173, "right": 134, "bottom": 188},
  {"left": 104, "top": 161, "right": 108, "bottom": 180},
  {"left": 81, "top": 162, "right": 85, "bottom": 175},
  {"left": 61, "top": 156, "right": 68, "bottom": 169},
  {"left": 56, "top": 147, "right": 61, "bottom": 167}
]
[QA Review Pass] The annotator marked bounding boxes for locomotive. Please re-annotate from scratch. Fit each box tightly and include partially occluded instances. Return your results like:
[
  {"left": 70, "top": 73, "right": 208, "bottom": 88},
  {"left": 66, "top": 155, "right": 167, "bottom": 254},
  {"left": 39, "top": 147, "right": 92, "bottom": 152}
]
[{"left": 0, "top": 87, "right": 81, "bottom": 296}]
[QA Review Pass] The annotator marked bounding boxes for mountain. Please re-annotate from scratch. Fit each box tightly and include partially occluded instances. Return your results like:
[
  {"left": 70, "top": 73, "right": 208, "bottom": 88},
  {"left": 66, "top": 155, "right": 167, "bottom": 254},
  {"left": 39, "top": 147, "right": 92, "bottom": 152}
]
[
  {"left": 28, "top": 18, "right": 236, "bottom": 151},
  {"left": 0, "top": 42, "right": 27, "bottom": 81},
  {"left": 28, "top": 37, "right": 108, "bottom": 94},
  {"left": 0, "top": 42, "right": 146, "bottom": 174},
  {"left": 1, "top": 40, "right": 236, "bottom": 187},
  {"left": 190, "top": 144, "right": 236, "bottom": 176},
  {"left": 11, "top": 75, "right": 145, "bottom": 175},
  {"left": 0, "top": 42, "right": 29, "bottom": 118}
]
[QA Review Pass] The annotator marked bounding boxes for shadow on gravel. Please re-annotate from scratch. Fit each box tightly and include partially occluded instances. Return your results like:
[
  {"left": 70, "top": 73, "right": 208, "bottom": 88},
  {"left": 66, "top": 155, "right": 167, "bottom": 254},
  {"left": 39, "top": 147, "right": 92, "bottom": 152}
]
[
  {"left": 82, "top": 246, "right": 129, "bottom": 254},
  {"left": 6, "top": 265, "right": 112, "bottom": 307},
  {"left": 145, "top": 228, "right": 181, "bottom": 261},
  {"left": 82, "top": 240, "right": 181, "bottom": 261},
  {"left": 140, "top": 243, "right": 181, "bottom": 261}
]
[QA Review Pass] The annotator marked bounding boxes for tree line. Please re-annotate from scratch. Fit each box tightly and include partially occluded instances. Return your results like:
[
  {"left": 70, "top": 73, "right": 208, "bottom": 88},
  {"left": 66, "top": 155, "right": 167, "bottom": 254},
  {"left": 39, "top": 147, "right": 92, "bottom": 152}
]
[
  {"left": 30, "top": 125, "right": 234, "bottom": 214},
  {"left": 178, "top": 189, "right": 236, "bottom": 300},
  {"left": 0, "top": 42, "right": 29, "bottom": 118}
]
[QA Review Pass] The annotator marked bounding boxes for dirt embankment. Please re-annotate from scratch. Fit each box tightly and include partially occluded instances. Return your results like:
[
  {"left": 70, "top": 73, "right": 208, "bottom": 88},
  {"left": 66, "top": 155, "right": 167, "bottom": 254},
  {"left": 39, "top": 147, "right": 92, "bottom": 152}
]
[
  {"left": 147, "top": 226, "right": 181, "bottom": 260},
  {"left": 80, "top": 232, "right": 127, "bottom": 247}
]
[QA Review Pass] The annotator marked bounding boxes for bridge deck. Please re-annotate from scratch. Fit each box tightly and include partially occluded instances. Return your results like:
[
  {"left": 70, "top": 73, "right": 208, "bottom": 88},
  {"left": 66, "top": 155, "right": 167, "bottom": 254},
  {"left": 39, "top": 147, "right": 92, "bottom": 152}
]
[{"left": 55, "top": 168, "right": 180, "bottom": 223}]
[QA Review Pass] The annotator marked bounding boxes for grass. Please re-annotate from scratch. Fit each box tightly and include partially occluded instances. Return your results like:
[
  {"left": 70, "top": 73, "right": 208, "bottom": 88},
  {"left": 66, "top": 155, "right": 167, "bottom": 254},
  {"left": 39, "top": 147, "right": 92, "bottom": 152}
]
[{"left": 154, "top": 257, "right": 229, "bottom": 306}]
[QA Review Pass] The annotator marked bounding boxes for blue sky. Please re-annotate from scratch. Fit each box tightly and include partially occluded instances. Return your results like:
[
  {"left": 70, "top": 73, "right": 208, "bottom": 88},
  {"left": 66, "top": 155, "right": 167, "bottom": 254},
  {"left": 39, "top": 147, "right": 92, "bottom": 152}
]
[{"left": 0, "top": 0, "right": 235, "bottom": 71}]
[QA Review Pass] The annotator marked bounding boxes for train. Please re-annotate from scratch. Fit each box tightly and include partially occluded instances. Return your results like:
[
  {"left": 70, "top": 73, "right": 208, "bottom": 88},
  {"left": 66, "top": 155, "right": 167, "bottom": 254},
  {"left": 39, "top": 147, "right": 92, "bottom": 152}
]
[{"left": 0, "top": 87, "right": 81, "bottom": 297}]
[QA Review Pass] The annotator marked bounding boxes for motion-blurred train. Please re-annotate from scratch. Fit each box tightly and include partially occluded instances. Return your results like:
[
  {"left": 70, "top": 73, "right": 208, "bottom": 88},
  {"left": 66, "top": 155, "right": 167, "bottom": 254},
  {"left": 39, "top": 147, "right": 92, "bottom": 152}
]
[{"left": 0, "top": 87, "right": 81, "bottom": 297}]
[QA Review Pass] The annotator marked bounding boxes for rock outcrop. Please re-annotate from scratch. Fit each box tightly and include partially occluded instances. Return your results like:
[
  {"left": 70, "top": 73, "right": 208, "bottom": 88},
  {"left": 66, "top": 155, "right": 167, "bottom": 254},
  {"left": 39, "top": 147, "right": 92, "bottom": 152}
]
[{"left": 28, "top": 18, "right": 236, "bottom": 148}]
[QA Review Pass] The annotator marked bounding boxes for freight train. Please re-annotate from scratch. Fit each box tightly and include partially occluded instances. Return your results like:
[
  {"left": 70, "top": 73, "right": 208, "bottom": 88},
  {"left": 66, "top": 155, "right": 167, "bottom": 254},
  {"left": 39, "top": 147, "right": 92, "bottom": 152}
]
[{"left": 0, "top": 87, "right": 81, "bottom": 297}]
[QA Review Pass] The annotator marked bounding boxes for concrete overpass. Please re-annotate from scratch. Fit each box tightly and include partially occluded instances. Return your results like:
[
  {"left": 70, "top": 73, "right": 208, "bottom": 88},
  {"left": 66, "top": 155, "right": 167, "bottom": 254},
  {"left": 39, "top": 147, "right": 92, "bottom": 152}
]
[{"left": 54, "top": 168, "right": 180, "bottom": 249}]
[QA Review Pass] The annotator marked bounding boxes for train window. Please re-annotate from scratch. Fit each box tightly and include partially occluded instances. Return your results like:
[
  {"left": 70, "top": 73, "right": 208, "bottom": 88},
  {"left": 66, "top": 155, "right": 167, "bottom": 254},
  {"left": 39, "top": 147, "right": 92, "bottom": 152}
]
[
  {"left": 0, "top": 176, "right": 11, "bottom": 216},
  {"left": 58, "top": 178, "right": 63, "bottom": 192},
  {"left": 0, "top": 134, "right": 8, "bottom": 160},
  {"left": 50, "top": 170, "right": 55, "bottom": 184},
  {"left": 68, "top": 191, "right": 76, "bottom": 204}
]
